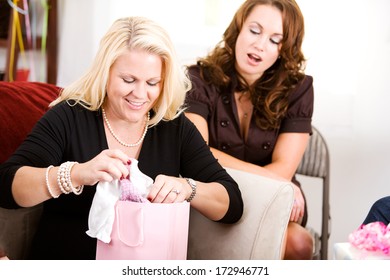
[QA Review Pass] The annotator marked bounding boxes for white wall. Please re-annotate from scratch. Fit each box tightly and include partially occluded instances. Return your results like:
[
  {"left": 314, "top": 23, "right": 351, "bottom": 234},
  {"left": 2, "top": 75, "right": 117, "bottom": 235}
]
[
  {"left": 55, "top": 0, "right": 390, "bottom": 259},
  {"left": 298, "top": 0, "right": 390, "bottom": 259}
]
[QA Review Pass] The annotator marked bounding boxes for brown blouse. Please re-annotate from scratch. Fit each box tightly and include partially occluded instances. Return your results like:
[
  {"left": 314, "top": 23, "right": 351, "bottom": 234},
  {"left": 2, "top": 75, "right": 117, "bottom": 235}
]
[{"left": 185, "top": 65, "right": 314, "bottom": 167}]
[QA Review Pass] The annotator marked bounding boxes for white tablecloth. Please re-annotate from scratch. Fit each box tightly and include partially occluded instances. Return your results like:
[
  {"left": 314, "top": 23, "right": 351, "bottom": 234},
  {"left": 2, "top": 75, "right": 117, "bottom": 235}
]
[{"left": 333, "top": 242, "right": 390, "bottom": 260}]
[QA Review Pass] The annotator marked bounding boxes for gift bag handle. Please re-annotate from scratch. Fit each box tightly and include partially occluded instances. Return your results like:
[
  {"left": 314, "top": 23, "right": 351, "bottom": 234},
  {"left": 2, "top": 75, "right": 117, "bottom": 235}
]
[{"left": 116, "top": 202, "right": 144, "bottom": 247}]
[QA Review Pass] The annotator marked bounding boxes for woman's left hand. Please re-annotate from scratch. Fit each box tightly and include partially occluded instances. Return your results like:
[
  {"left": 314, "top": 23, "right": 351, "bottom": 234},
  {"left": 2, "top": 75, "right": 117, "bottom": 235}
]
[
  {"left": 290, "top": 184, "right": 305, "bottom": 223},
  {"left": 0, "top": 248, "right": 9, "bottom": 260},
  {"left": 147, "top": 175, "right": 190, "bottom": 203}
]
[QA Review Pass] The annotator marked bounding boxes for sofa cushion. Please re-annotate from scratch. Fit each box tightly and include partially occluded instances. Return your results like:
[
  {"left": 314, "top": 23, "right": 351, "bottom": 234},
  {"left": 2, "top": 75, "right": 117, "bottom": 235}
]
[{"left": 0, "top": 81, "right": 60, "bottom": 163}]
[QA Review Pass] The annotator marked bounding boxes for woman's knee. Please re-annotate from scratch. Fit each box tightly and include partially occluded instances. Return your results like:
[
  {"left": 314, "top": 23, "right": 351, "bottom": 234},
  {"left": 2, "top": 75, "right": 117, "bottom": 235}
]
[{"left": 284, "top": 223, "right": 313, "bottom": 260}]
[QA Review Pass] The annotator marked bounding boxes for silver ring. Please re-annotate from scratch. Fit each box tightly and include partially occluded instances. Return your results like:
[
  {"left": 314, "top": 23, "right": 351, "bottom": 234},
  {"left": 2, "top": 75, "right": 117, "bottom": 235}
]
[{"left": 171, "top": 189, "right": 180, "bottom": 195}]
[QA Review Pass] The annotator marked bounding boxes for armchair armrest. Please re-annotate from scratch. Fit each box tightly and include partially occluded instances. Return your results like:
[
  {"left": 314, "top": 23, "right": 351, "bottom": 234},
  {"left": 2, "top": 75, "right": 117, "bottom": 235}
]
[
  {"left": 0, "top": 205, "right": 43, "bottom": 260},
  {"left": 187, "top": 167, "right": 294, "bottom": 259}
]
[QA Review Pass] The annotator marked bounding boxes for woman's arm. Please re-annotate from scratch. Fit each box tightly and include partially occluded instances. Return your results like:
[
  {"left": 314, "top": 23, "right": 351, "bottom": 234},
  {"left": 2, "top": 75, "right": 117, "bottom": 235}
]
[
  {"left": 177, "top": 115, "right": 243, "bottom": 223},
  {"left": 266, "top": 132, "right": 310, "bottom": 180},
  {"left": 185, "top": 112, "right": 287, "bottom": 180},
  {"left": 185, "top": 112, "right": 309, "bottom": 180},
  {"left": 12, "top": 149, "right": 131, "bottom": 207},
  {"left": 185, "top": 112, "right": 308, "bottom": 222}
]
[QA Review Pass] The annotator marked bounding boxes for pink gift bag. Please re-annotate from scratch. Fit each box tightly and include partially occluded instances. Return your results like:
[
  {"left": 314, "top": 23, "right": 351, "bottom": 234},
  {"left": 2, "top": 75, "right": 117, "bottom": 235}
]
[{"left": 96, "top": 200, "right": 190, "bottom": 260}]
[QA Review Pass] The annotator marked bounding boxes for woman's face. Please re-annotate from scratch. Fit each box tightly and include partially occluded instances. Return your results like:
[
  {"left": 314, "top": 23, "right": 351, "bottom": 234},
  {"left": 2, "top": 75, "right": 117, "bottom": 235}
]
[
  {"left": 235, "top": 4, "right": 283, "bottom": 85},
  {"left": 106, "top": 49, "right": 162, "bottom": 123}
]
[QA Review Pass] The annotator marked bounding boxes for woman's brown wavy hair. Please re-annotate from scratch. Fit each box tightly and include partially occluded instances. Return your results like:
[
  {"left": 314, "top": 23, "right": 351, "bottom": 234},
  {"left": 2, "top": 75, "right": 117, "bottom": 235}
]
[{"left": 196, "top": 0, "right": 306, "bottom": 130}]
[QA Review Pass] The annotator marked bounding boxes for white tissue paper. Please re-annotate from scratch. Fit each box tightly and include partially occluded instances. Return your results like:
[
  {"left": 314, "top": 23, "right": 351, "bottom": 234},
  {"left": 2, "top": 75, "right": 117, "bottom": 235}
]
[{"left": 86, "top": 159, "right": 153, "bottom": 243}]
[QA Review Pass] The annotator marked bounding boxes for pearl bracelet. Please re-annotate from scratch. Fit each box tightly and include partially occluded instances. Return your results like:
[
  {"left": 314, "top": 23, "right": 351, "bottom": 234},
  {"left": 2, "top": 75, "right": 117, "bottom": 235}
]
[
  {"left": 57, "top": 161, "right": 84, "bottom": 195},
  {"left": 57, "top": 162, "right": 72, "bottom": 194},
  {"left": 45, "top": 165, "right": 59, "bottom": 198}
]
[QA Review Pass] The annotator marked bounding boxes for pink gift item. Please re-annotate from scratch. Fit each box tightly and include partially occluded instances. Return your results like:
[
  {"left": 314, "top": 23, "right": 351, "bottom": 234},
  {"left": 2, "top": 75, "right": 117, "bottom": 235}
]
[
  {"left": 94, "top": 159, "right": 190, "bottom": 260},
  {"left": 349, "top": 222, "right": 390, "bottom": 255},
  {"left": 96, "top": 201, "right": 190, "bottom": 260},
  {"left": 119, "top": 163, "right": 149, "bottom": 203}
]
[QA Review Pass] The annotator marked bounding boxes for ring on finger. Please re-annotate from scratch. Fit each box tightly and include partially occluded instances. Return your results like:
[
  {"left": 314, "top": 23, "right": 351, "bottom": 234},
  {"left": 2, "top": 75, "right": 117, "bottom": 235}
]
[{"left": 171, "top": 189, "right": 180, "bottom": 195}]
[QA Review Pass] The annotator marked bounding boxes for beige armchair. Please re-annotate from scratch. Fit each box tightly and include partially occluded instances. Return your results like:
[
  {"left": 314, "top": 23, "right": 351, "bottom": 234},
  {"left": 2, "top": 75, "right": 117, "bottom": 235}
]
[{"left": 188, "top": 167, "right": 294, "bottom": 259}]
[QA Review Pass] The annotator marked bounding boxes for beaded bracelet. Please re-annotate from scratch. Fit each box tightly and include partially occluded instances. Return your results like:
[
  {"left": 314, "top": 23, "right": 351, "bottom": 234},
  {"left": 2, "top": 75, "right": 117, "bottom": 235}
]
[
  {"left": 57, "top": 162, "right": 72, "bottom": 194},
  {"left": 57, "top": 161, "right": 84, "bottom": 195},
  {"left": 67, "top": 162, "right": 83, "bottom": 195},
  {"left": 45, "top": 165, "right": 60, "bottom": 198}
]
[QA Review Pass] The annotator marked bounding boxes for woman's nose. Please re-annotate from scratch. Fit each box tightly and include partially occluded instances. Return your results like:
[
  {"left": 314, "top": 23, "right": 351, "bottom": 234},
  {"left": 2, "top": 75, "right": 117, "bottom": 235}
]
[
  {"left": 254, "top": 35, "right": 267, "bottom": 51},
  {"left": 133, "top": 82, "right": 147, "bottom": 97}
]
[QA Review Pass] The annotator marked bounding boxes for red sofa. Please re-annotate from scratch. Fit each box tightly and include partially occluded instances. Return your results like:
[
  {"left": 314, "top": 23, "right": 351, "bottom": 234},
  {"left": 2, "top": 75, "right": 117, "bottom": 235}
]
[
  {"left": 0, "top": 81, "right": 59, "bottom": 259},
  {"left": 0, "top": 81, "right": 60, "bottom": 163}
]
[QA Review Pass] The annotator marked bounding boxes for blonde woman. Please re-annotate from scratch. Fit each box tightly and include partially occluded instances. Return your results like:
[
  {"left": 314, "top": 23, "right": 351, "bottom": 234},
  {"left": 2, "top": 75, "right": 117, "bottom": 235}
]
[{"left": 0, "top": 17, "right": 243, "bottom": 259}]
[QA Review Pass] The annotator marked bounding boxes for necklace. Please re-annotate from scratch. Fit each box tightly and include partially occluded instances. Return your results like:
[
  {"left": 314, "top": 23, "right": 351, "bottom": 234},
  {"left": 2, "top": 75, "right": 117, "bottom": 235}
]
[
  {"left": 102, "top": 107, "right": 150, "bottom": 147},
  {"left": 235, "top": 92, "right": 252, "bottom": 119}
]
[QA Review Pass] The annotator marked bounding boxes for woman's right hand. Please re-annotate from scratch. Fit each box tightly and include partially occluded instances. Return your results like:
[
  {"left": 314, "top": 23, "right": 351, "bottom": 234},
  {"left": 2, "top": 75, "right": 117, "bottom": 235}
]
[
  {"left": 72, "top": 149, "right": 131, "bottom": 187},
  {"left": 13, "top": 149, "right": 131, "bottom": 207}
]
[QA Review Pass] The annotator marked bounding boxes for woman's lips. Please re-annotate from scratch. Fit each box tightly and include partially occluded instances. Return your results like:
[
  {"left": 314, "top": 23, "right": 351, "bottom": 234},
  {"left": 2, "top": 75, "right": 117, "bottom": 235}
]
[
  {"left": 248, "top": 53, "right": 262, "bottom": 63},
  {"left": 125, "top": 99, "right": 147, "bottom": 110}
]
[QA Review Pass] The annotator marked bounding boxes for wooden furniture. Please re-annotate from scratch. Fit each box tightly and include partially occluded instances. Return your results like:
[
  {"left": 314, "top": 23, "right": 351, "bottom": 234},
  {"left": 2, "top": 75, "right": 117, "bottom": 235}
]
[{"left": 0, "top": 0, "right": 58, "bottom": 84}]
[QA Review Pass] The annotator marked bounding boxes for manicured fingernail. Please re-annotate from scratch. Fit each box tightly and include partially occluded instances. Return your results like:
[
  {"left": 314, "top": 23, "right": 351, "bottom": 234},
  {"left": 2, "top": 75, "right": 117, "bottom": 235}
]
[{"left": 127, "top": 159, "right": 132, "bottom": 165}]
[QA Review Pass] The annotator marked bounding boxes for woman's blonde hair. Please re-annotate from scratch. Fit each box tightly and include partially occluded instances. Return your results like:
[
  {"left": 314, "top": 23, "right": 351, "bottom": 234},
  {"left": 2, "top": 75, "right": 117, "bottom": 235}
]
[{"left": 50, "top": 16, "right": 191, "bottom": 126}]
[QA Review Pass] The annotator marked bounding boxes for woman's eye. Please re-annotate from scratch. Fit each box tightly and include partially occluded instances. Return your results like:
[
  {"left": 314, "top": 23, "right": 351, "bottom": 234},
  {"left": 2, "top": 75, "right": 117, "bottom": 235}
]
[
  {"left": 270, "top": 36, "right": 282, "bottom": 45},
  {"left": 147, "top": 80, "right": 160, "bottom": 86},
  {"left": 123, "top": 78, "right": 134, "bottom": 84},
  {"left": 250, "top": 28, "right": 260, "bottom": 35}
]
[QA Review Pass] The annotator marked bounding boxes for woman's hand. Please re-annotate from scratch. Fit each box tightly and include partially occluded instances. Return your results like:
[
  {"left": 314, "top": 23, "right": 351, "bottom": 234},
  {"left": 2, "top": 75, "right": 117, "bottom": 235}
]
[
  {"left": 290, "top": 184, "right": 305, "bottom": 223},
  {"left": 72, "top": 149, "right": 131, "bottom": 187},
  {"left": 13, "top": 149, "right": 132, "bottom": 207},
  {"left": 147, "top": 175, "right": 191, "bottom": 203},
  {"left": 0, "top": 248, "right": 9, "bottom": 260}
]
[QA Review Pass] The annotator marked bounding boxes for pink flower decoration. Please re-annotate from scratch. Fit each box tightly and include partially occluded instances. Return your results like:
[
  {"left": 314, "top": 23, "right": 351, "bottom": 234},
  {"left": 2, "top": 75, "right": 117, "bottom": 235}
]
[{"left": 349, "top": 222, "right": 390, "bottom": 254}]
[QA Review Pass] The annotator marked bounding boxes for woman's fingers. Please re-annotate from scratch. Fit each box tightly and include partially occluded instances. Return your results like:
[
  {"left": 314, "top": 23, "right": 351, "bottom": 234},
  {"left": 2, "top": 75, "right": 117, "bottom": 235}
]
[
  {"left": 74, "top": 149, "right": 131, "bottom": 186},
  {"left": 147, "top": 175, "right": 187, "bottom": 203},
  {"left": 291, "top": 185, "right": 305, "bottom": 222}
]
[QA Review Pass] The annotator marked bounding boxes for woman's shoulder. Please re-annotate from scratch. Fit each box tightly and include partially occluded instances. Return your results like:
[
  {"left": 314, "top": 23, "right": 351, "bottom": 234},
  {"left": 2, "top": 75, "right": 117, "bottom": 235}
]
[
  {"left": 49, "top": 100, "right": 94, "bottom": 114},
  {"left": 285, "top": 74, "right": 314, "bottom": 117},
  {"left": 186, "top": 64, "right": 221, "bottom": 104},
  {"left": 290, "top": 74, "right": 314, "bottom": 97},
  {"left": 299, "top": 74, "right": 313, "bottom": 89},
  {"left": 187, "top": 64, "right": 201, "bottom": 76},
  {"left": 187, "top": 64, "right": 204, "bottom": 86},
  {"left": 44, "top": 101, "right": 97, "bottom": 124},
  {"left": 155, "top": 113, "right": 193, "bottom": 129},
  {"left": 152, "top": 114, "right": 200, "bottom": 140}
]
